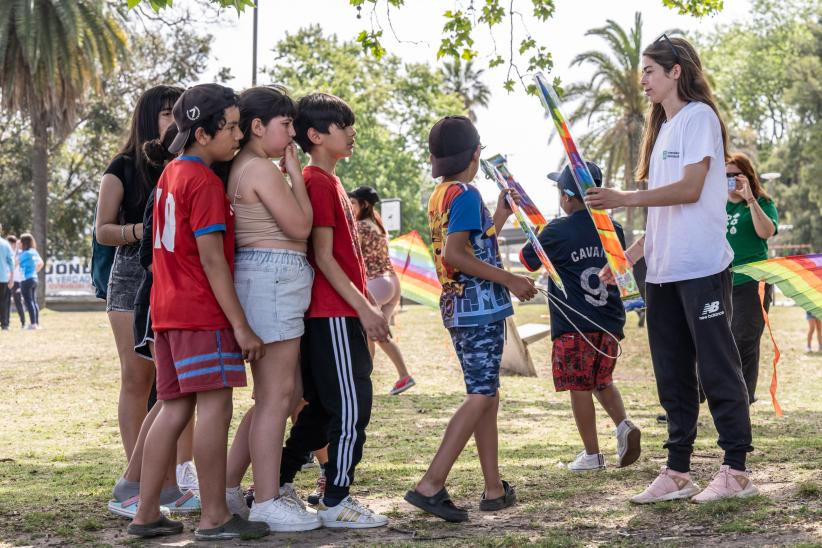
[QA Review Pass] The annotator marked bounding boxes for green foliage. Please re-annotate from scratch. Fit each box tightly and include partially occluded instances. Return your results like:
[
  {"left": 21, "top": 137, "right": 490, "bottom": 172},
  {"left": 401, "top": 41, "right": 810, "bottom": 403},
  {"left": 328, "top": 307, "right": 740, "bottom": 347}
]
[
  {"left": 123, "top": 0, "right": 724, "bottom": 90},
  {"left": 266, "top": 26, "right": 466, "bottom": 239},
  {"left": 0, "top": 15, "right": 212, "bottom": 258},
  {"left": 701, "top": 0, "right": 822, "bottom": 252},
  {"left": 440, "top": 59, "right": 491, "bottom": 122}
]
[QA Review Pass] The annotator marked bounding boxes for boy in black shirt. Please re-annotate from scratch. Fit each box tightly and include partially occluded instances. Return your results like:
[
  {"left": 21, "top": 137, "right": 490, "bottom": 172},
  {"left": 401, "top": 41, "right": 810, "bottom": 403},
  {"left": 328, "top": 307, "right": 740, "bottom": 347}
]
[{"left": 520, "top": 162, "right": 641, "bottom": 471}]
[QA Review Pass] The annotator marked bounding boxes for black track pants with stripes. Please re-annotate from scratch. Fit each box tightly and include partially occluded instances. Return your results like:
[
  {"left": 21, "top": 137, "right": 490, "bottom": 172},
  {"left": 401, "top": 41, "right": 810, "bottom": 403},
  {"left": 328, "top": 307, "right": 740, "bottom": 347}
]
[{"left": 280, "top": 317, "right": 373, "bottom": 502}]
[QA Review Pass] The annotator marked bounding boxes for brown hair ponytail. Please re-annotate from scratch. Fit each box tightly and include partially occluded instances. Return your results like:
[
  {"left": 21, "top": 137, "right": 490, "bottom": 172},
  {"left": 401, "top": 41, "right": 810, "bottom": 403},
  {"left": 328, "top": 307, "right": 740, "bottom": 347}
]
[{"left": 636, "top": 36, "right": 729, "bottom": 181}]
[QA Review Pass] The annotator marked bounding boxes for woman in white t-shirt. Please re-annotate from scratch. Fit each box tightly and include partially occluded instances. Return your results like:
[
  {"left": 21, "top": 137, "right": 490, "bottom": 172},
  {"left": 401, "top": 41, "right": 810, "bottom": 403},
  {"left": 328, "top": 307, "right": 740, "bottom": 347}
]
[{"left": 587, "top": 35, "right": 755, "bottom": 504}]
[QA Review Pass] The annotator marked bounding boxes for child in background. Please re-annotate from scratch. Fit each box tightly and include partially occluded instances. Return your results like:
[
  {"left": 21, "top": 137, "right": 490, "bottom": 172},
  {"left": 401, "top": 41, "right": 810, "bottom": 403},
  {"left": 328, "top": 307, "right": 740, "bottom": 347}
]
[
  {"left": 348, "top": 185, "right": 415, "bottom": 395},
  {"left": 404, "top": 116, "right": 536, "bottom": 522},
  {"left": 127, "top": 83, "right": 268, "bottom": 540},
  {"left": 6, "top": 235, "right": 26, "bottom": 328},
  {"left": 520, "top": 162, "right": 641, "bottom": 471},
  {"left": 276, "top": 92, "right": 389, "bottom": 529},
  {"left": 807, "top": 311, "right": 821, "bottom": 353},
  {"left": 18, "top": 233, "right": 43, "bottom": 330}
]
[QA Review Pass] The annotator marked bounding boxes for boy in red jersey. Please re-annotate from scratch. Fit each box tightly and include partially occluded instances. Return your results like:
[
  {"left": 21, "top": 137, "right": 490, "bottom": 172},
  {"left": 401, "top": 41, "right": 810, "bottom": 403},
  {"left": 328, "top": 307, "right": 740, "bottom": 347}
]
[
  {"left": 276, "top": 93, "right": 390, "bottom": 529},
  {"left": 128, "top": 84, "right": 268, "bottom": 541}
]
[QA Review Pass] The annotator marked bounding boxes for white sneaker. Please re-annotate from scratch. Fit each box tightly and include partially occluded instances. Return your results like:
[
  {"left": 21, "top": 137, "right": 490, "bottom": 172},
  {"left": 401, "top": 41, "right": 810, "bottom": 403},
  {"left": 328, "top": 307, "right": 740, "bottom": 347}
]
[
  {"left": 249, "top": 496, "right": 322, "bottom": 532},
  {"left": 176, "top": 460, "right": 199, "bottom": 492},
  {"left": 280, "top": 482, "right": 306, "bottom": 510},
  {"left": 567, "top": 451, "right": 606, "bottom": 472},
  {"left": 226, "top": 485, "right": 250, "bottom": 520},
  {"left": 317, "top": 496, "right": 388, "bottom": 529},
  {"left": 615, "top": 419, "right": 642, "bottom": 468}
]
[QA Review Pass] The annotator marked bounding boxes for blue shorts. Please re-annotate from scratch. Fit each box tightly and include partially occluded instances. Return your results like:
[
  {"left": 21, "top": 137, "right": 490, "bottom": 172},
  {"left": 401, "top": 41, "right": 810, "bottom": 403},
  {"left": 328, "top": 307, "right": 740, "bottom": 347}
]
[{"left": 448, "top": 320, "right": 505, "bottom": 396}]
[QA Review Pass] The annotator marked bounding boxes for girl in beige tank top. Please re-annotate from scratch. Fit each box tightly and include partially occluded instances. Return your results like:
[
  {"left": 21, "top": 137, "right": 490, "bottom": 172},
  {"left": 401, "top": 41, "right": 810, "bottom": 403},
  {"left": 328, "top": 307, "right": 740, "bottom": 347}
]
[{"left": 224, "top": 87, "right": 318, "bottom": 521}]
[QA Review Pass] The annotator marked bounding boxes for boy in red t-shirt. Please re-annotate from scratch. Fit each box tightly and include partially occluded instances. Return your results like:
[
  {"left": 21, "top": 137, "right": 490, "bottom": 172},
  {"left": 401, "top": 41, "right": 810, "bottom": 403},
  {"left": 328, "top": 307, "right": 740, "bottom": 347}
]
[
  {"left": 277, "top": 93, "right": 390, "bottom": 528},
  {"left": 128, "top": 84, "right": 268, "bottom": 541}
]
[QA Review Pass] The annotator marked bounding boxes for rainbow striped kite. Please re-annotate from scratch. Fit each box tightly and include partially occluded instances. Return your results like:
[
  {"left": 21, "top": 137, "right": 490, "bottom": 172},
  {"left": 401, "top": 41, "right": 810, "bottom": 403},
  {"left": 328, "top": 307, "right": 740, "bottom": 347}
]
[
  {"left": 733, "top": 254, "right": 822, "bottom": 318},
  {"left": 534, "top": 72, "right": 643, "bottom": 308},
  {"left": 486, "top": 154, "right": 547, "bottom": 227},
  {"left": 388, "top": 230, "right": 442, "bottom": 309},
  {"left": 480, "top": 157, "right": 566, "bottom": 297}
]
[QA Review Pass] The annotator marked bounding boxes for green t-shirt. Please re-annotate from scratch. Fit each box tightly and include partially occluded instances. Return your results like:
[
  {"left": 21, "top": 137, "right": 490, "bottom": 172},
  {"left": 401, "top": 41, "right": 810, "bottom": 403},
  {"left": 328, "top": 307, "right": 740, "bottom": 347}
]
[{"left": 726, "top": 197, "right": 779, "bottom": 286}]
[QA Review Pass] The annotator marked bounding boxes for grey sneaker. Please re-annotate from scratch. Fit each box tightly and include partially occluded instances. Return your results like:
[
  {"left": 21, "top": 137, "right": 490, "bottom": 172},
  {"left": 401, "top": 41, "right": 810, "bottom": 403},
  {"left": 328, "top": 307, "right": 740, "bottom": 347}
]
[
  {"left": 616, "top": 419, "right": 641, "bottom": 467},
  {"left": 226, "top": 486, "right": 250, "bottom": 520}
]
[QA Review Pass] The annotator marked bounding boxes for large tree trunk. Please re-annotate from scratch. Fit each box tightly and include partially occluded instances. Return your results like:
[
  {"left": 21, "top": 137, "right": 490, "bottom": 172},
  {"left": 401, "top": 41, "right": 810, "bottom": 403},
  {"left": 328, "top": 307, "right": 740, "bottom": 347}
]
[{"left": 31, "top": 112, "right": 49, "bottom": 306}]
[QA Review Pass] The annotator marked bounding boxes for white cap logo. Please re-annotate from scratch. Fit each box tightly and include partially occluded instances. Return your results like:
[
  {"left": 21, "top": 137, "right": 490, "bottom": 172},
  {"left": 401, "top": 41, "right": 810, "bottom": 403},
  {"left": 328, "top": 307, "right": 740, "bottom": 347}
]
[{"left": 186, "top": 106, "right": 200, "bottom": 121}]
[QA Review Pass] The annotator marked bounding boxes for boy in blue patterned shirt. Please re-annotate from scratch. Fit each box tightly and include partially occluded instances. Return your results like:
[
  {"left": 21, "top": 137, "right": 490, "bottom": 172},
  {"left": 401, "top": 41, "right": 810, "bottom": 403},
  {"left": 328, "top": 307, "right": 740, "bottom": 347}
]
[{"left": 404, "top": 116, "right": 537, "bottom": 522}]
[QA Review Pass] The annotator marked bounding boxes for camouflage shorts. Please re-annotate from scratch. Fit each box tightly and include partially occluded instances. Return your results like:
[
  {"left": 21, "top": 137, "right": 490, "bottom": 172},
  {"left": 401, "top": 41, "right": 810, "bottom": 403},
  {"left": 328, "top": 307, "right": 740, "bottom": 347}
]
[{"left": 448, "top": 320, "right": 505, "bottom": 396}]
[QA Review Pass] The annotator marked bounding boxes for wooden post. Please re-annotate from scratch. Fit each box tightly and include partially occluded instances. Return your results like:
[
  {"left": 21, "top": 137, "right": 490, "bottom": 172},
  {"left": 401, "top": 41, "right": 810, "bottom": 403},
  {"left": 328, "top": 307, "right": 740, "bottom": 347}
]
[{"left": 500, "top": 316, "right": 537, "bottom": 376}]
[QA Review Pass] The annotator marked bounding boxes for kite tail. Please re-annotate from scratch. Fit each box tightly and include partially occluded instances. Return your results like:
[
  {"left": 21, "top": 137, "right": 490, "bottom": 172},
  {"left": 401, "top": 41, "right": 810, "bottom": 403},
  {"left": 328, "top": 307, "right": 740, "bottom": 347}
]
[{"left": 759, "top": 281, "right": 783, "bottom": 416}]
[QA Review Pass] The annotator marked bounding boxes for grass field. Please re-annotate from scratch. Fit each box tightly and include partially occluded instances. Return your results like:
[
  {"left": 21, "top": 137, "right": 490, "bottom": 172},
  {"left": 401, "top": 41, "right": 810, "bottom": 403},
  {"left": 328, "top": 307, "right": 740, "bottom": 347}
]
[{"left": 1, "top": 304, "right": 820, "bottom": 547}]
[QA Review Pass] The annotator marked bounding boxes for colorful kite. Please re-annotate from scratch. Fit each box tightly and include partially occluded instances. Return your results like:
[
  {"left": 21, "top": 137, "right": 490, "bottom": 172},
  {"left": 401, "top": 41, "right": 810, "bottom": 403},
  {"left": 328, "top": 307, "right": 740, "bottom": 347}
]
[
  {"left": 388, "top": 230, "right": 442, "bottom": 309},
  {"left": 733, "top": 254, "right": 822, "bottom": 318},
  {"left": 533, "top": 72, "right": 643, "bottom": 308},
  {"left": 480, "top": 158, "right": 567, "bottom": 297},
  {"left": 486, "top": 154, "right": 547, "bottom": 227}
]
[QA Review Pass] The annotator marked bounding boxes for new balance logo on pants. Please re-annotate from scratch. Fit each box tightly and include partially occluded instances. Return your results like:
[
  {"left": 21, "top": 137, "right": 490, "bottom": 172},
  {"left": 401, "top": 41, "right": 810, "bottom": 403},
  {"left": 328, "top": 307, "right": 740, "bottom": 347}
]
[{"left": 699, "top": 300, "right": 724, "bottom": 320}]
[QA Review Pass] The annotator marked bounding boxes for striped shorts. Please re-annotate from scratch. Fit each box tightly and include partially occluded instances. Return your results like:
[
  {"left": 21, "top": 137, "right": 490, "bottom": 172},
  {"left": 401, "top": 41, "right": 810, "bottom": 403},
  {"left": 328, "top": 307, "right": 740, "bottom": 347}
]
[{"left": 154, "top": 328, "right": 247, "bottom": 400}]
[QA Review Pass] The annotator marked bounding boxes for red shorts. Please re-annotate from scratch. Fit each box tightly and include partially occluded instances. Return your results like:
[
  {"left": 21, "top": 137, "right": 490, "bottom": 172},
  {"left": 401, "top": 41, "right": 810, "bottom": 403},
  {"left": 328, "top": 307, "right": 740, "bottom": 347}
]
[
  {"left": 154, "top": 328, "right": 247, "bottom": 400},
  {"left": 551, "top": 332, "right": 618, "bottom": 392}
]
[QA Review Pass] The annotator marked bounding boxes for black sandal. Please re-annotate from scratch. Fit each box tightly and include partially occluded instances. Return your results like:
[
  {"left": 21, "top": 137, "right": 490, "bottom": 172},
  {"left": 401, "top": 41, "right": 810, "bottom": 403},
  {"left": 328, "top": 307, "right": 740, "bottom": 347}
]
[
  {"left": 404, "top": 487, "right": 468, "bottom": 522},
  {"left": 479, "top": 480, "right": 517, "bottom": 511}
]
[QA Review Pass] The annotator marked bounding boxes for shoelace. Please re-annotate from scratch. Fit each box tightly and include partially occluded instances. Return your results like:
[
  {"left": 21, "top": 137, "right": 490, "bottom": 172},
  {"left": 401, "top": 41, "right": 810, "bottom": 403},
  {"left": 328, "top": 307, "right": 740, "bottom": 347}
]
[
  {"left": 345, "top": 498, "right": 377, "bottom": 520},
  {"left": 182, "top": 466, "right": 198, "bottom": 488}
]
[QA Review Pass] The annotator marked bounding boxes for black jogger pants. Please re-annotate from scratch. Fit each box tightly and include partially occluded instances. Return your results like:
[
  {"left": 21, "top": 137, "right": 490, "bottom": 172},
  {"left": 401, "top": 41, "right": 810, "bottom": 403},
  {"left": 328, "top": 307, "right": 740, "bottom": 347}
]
[
  {"left": 731, "top": 280, "right": 772, "bottom": 404},
  {"left": 646, "top": 268, "right": 753, "bottom": 472},
  {"left": 280, "top": 317, "right": 373, "bottom": 503}
]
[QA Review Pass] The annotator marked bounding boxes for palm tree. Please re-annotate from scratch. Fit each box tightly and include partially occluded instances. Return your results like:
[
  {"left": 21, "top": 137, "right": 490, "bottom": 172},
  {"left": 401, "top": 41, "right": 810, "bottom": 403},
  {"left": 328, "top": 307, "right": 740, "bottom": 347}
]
[
  {"left": 0, "top": 0, "right": 126, "bottom": 295},
  {"left": 441, "top": 59, "right": 491, "bottom": 122},
  {"left": 564, "top": 13, "right": 678, "bottom": 243}
]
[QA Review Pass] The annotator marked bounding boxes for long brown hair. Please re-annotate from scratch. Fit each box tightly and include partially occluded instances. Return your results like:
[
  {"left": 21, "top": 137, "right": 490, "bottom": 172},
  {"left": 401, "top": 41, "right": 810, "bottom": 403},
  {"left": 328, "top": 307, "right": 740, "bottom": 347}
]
[
  {"left": 354, "top": 199, "right": 387, "bottom": 235},
  {"left": 727, "top": 152, "right": 771, "bottom": 201},
  {"left": 636, "top": 36, "right": 728, "bottom": 181}
]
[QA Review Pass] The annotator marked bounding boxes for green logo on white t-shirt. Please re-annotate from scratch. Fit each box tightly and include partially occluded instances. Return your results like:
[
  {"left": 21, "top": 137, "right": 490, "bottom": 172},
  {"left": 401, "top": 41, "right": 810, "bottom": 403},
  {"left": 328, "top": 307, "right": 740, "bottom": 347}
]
[{"left": 662, "top": 150, "right": 680, "bottom": 160}]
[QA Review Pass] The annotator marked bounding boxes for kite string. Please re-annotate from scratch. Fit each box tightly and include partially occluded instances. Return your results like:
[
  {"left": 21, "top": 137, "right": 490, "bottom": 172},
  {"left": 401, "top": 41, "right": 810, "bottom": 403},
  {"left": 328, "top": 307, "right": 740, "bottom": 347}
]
[{"left": 537, "top": 288, "right": 622, "bottom": 360}]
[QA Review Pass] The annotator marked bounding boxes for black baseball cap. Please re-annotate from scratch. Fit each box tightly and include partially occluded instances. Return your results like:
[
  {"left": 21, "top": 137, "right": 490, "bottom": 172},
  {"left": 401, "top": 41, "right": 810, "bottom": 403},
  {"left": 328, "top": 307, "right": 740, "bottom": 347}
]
[
  {"left": 548, "top": 162, "right": 603, "bottom": 197},
  {"left": 347, "top": 185, "right": 380, "bottom": 204},
  {"left": 428, "top": 116, "right": 481, "bottom": 178},
  {"left": 168, "top": 83, "right": 237, "bottom": 154}
]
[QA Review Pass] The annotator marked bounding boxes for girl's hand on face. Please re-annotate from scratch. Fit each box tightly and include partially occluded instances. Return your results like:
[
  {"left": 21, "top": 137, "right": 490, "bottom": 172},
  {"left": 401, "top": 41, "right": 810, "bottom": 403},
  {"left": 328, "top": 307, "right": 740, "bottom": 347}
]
[{"left": 279, "top": 143, "right": 302, "bottom": 176}]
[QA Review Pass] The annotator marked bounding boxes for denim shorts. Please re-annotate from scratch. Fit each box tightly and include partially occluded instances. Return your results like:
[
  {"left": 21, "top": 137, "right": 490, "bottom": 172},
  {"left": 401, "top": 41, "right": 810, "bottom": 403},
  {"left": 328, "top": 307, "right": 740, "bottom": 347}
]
[
  {"left": 448, "top": 320, "right": 505, "bottom": 396},
  {"left": 106, "top": 245, "right": 142, "bottom": 313},
  {"left": 234, "top": 248, "right": 314, "bottom": 344}
]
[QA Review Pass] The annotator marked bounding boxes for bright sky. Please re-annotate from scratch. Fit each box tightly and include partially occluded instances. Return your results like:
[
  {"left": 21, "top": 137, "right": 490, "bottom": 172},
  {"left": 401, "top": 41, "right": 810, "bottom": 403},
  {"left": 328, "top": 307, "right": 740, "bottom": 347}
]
[{"left": 202, "top": 0, "right": 752, "bottom": 216}]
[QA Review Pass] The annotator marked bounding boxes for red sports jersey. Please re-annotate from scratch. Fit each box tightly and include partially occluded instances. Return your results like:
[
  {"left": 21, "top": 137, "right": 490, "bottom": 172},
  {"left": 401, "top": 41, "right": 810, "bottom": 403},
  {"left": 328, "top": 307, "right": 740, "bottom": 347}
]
[
  {"left": 303, "top": 165, "right": 367, "bottom": 318},
  {"left": 151, "top": 156, "right": 235, "bottom": 331}
]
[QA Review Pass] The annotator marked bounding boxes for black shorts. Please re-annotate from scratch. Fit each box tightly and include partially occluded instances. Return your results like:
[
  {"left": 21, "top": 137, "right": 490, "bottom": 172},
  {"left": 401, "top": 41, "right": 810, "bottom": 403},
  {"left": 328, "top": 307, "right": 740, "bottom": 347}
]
[{"left": 133, "top": 303, "right": 153, "bottom": 361}]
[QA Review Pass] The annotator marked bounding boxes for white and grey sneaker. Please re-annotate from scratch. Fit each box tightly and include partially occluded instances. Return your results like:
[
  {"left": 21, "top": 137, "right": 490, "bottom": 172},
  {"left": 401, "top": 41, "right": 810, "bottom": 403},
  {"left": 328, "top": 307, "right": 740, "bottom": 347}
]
[
  {"left": 317, "top": 496, "right": 388, "bottom": 529},
  {"left": 615, "top": 419, "right": 642, "bottom": 468},
  {"left": 226, "top": 485, "right": 250, "bottom": 520},
  {"left": 176, "top": 460, "right": 199, "bottom": 492},
  {"left": 280, "top": 482, "right": 306, "bottom": 510},
  {"left": 567, "top": 451, "right": 606, "bottom": 472},
  {"left": 249, "top": 496, "right": 322, "bottom": 532}
]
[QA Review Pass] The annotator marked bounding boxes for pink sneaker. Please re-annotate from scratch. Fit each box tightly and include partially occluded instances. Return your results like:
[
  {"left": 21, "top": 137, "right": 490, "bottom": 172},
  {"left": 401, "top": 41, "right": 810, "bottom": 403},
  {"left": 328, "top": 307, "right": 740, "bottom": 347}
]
[
  {"left": 691, "top": 465, "right": 758, "bottom": 503},
  {"left": 630, "top": 467, "right": 701, "bottom": 504}
]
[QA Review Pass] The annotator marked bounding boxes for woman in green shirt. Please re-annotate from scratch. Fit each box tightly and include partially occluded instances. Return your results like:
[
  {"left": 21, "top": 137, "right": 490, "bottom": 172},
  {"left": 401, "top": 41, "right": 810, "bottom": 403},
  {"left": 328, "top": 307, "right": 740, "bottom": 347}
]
[{"left": 726, "top": 152, "right": 778, "bottom": 404}]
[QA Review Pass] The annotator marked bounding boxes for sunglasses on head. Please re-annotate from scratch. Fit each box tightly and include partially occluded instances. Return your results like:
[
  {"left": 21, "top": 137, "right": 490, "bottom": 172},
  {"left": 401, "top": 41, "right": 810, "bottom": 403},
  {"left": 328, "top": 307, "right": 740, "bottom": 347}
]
[
  {"left": 726, "top": 172, "right": 743, "bottom": 178},
  {"left": 656, "top": 33, "right": 681, "bottom": 64}
]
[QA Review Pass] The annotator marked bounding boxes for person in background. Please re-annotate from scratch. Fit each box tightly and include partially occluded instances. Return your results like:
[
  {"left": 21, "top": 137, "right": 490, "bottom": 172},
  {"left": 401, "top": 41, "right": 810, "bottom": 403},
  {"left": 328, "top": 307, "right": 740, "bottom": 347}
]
[
  {"left": 5, "top": 235, "right": 26, "bottom": 329},
  {"left": 807, "top": 312, "right": 821, "bottom": 353},
  {"left": 348, "top": 185, "right": 415, "bottom": 395},
  {"left": 0, "top": 224, "right": 13, "bottom": 331},
  {"left": 18, "top": 233, "right": 44, "bottom": 330},
  {"left": 725, "top": 152, "right": 778, "bottom": 403}
]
